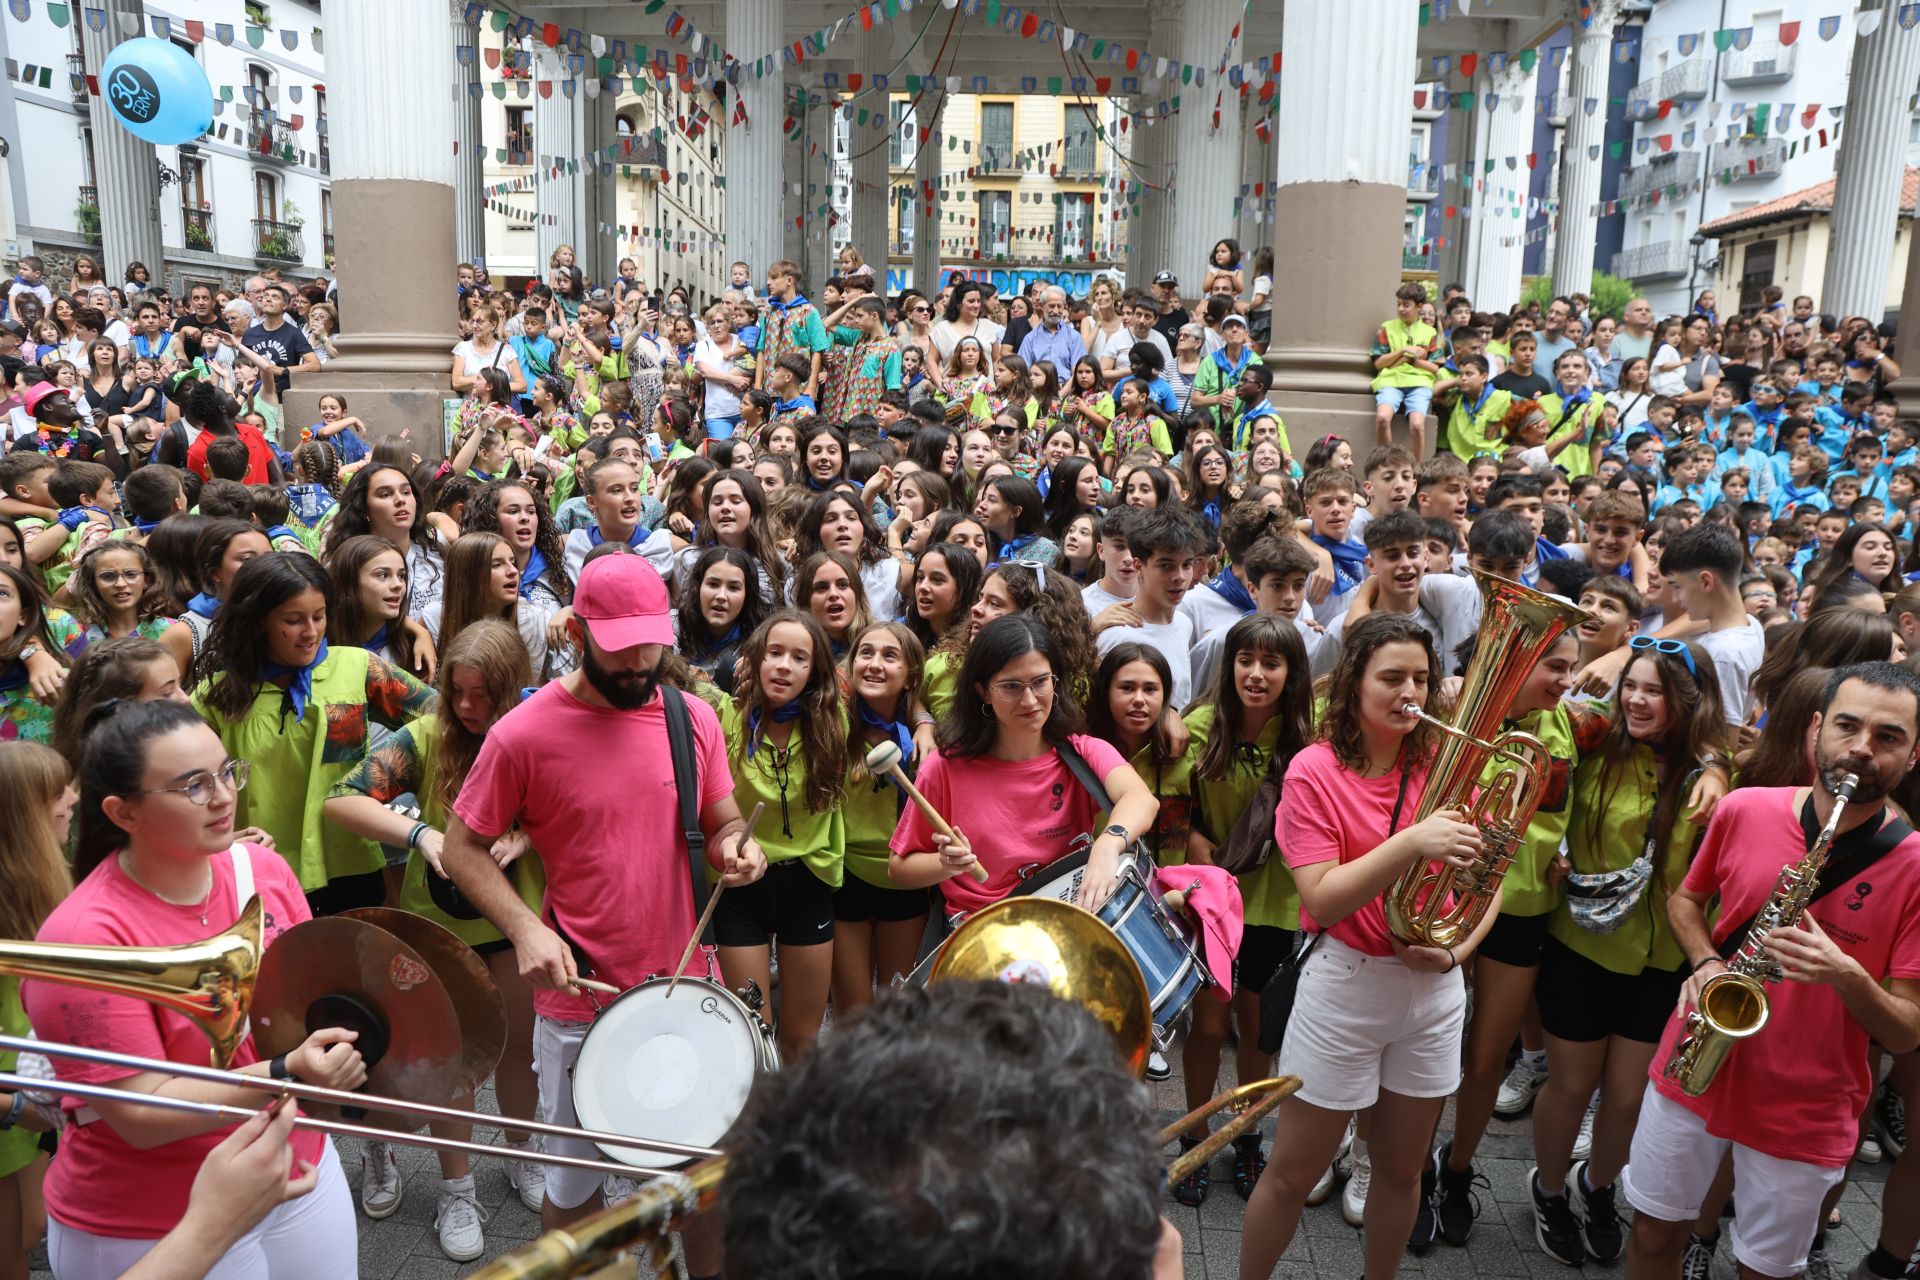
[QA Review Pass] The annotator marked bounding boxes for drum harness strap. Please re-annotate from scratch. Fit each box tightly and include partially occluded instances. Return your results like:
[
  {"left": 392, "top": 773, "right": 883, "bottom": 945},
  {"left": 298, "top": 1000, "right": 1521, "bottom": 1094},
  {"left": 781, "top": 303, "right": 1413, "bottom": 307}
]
[{"left": 550, "top": 684, "right": 716, "bottom": 990}]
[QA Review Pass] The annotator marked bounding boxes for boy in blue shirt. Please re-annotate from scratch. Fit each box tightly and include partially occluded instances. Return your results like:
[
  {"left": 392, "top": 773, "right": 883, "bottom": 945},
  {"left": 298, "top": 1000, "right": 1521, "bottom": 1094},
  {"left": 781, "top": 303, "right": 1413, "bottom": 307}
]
[
  {"left": 1829, "top": 433, "right": 1891, "bottom": 506},
  {"left": 1739, "top": 377, "right": 1787, "bottom": 452},
  {"left": 1794, "top": 352, "right": 1847, "bottom": 406},
  {"left": 1697, "top": 383, "right": 1738, "bottom": 451},
  {"left": 1651, "top": 443, "right": 1712, "bottom": 515},
  {"left": 1771, "top": 441, "right": 1828, "bottom": 516},
  {"left": 1813, "top": 384, "right": 1874, "bottom": 462},
  {"left": 510, "top": 303, "right": 557, "bottom": 413}
]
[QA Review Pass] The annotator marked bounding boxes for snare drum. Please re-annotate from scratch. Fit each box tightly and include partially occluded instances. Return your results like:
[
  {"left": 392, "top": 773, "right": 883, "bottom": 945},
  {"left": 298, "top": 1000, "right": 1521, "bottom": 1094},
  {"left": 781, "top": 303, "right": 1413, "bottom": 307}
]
[
  {"left": 1012, "top": 846, "right": 1211, "bottom": 1039},
  {"left": 570, "top": 977, "right": 780, "bottom": 1170}
]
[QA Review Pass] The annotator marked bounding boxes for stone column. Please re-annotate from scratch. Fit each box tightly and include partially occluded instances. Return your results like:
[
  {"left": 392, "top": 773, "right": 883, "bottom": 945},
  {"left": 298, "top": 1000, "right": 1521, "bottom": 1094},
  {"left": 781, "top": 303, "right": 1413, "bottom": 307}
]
[
  {"left": 577, "top": 77, "right": 618, "bottom": 286},
  {"left": 1889, "top": 213, "right": 1920, "bottom": 418},
  {"left": 781, "top": 91, "right": 806, "bottom": 269},
  {"left": 533, "top": 51, "right": 579, "bottom": 276},
  {"left": 1167, "top": 0, "right": 1243, "bottom": 291},
  {"left": 289, "top": 0, "right": 457, "bottom": 448},
  {"left": 1551, "top": 2, "right": 1622, "bottom": 296},
  {"left": 1462, "top": 59, "right": 1538, "bottom": 312},
  {"left": 847, "top": 27, "right": 890, "bottom": 272},
  {"left": 726, "top": 0, "right": 785, "bottom": 276},
  {"left": 1267, "top": 0, "right": 1419, "bottom": 444},
  {"left": 1234, "top": 96, "right": 1268, "bottom": 259},
  {"left": 78, "top": 0, "right": 162, "bottom": 279},
  {"left": 449, "top": 1, "right": 486, "bottom": 268},
  {"left": 1125, "top": 95, "right": 1172, "bottom": 282},
  {"left": 805, "top": 91, "right": 836, "bottom": 289},
  {"left": 912, "top": 88, "right": 945, "bottom": 293},
  {"left": 1822, "top": 6, "right": 1920, "bottom": 321}
]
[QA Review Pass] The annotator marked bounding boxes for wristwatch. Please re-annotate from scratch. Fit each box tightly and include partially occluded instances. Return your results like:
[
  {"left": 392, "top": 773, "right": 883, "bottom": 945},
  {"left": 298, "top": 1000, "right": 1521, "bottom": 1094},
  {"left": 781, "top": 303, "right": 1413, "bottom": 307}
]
[
  {"left": 1102, "top": 823, "right": 1131, "bottom": 843},
  {"left": 17, "top": 642, "right": 40, "bottom": 661}
]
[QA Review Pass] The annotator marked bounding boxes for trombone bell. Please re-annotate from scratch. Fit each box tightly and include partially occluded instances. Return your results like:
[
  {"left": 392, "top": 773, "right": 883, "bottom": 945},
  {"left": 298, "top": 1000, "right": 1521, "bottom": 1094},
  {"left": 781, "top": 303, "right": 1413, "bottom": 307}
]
[{"left": 0, "top": 896, "right": 261, "bottom": 1068}]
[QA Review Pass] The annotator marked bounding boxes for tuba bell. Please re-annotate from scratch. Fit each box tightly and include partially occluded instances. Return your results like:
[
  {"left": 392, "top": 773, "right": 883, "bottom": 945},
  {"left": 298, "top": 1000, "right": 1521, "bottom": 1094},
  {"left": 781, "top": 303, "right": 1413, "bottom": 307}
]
[
  {"left": 0, "top": 896, "right": 261, "bottom": 1068},
  {"left": 1384, "top": 570, "right": 1591, "bottom": 950}
]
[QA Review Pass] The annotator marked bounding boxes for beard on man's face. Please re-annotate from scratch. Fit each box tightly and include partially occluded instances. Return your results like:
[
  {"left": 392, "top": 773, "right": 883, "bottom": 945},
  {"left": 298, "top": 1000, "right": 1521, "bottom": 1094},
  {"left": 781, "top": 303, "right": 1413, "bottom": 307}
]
[
  {"left": 1815, "top": 747, "right": 1886, "bottom": 806},
  {"left": 582, "top": 640, "right": 660, "bottom": 710}
]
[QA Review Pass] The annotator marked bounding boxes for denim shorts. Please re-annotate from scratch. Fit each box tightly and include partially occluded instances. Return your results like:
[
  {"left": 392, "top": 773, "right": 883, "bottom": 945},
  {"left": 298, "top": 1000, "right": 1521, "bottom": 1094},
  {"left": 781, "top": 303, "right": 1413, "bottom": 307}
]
[
  {"left": 705, "top": 414, "right": 743, "bottom": 441},
  {"left": 1374, "top": 385, "right": 1434, "bottom": 415}
]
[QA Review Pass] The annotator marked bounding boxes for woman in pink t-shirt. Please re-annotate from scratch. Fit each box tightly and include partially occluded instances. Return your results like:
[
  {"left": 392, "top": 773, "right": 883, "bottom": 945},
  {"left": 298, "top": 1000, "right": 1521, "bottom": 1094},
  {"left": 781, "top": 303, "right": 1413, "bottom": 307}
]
[
  {"left": 1239, "top": 614, "right": 1490, "bottom": 1280},
  {"left": 23, "top": 701, "right": 368, "bottom": 1280},
  {"left": 890, "top": 614, "right": 1158, "bottom": 917}
]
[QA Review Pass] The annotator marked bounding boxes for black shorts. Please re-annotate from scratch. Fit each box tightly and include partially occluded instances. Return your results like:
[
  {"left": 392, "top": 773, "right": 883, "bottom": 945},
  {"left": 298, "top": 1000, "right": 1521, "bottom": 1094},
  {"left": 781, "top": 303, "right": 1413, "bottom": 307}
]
[
  {"left": 1477, "top": 910, "right": 1553, "bottom": 968},
  {"left": 833, "top": 873, "right": 931, "bottom": 924},
  {"left": 1536, "top": 934, "right": 1686, "bottom": 1045},
  {"left": 304, "top": 869, "right": 387, "bottom": 919},
  {"left": 1238, "top": 924, "right": 1298, "bottom": 994},
  {"left": 714, "top": 859, "right": 836, "bottom": 948}
]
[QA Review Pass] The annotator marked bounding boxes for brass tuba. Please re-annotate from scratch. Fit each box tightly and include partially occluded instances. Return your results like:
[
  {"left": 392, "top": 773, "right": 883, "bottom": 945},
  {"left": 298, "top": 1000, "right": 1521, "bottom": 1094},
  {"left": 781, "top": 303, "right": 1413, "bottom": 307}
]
[
  {"left": 0, "top": 896, "right": 261, "bottom": 1067},
  {"left": 1385, "top": 570, "right": 1591, "bottom": 950}
]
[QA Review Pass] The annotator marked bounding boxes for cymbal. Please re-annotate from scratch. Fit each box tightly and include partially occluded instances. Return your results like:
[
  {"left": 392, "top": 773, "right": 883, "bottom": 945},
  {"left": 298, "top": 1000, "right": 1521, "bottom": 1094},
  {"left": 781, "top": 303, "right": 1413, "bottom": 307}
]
[
  {"left": 254, "top": 917, "right": 463, "bottom": 1132},
  {"left": 341, "top": 908, "right": 506, "bottom": 1100},
  {"left": 929, "top": 897, "right": 1152, "bottom": 1078}
]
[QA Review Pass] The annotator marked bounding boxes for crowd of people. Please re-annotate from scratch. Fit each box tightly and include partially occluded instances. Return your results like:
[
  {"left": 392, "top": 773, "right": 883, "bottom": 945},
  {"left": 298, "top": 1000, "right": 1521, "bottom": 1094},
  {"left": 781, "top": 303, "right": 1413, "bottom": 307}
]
[{"left": 0, "top": 237, "right": 1915, "bottom": 1280}]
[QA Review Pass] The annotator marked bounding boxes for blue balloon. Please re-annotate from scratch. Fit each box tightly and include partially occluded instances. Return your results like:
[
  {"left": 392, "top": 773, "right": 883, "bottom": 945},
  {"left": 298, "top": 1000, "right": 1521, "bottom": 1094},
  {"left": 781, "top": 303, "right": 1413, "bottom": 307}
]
[{"left": 98, "top": 37, "right": 213, "bottom": 145}]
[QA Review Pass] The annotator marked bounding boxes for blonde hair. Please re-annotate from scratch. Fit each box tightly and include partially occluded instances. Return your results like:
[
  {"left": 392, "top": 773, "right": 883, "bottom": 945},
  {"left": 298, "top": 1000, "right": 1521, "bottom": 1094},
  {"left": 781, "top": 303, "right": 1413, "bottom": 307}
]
[{"left": 0, "top": 742, "right": 73, "bottom": 940}]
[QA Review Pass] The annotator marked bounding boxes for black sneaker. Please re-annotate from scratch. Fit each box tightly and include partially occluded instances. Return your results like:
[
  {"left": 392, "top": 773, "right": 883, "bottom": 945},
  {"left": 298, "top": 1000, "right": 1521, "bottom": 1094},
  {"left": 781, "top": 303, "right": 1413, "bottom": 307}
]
[
  {"left": 1529, "top": 1167, "right": 1587, "bottom": 1268},
  {"left": 1231, "top": 1136, "right": 1266, "bottom": 1200},
  {"left": 1435, "top": 1143, "right": 1483, "bottom": 1247},
  {"left": 1568, "top": 1160, "right": 1624, "bottom": 1263},
  {"left": 1881, "top": 1083, "right": 1908, "bottom": 1158},
  {"left": 1409, "top": 1147, "right": 1439, "bottom": 1253},
  {"left": 1680, "top": 1230, "right": 1716, "bottom": 1280},
  {"left": 1172, "top": 1137, "right": 1210, "bottom": 1207}
]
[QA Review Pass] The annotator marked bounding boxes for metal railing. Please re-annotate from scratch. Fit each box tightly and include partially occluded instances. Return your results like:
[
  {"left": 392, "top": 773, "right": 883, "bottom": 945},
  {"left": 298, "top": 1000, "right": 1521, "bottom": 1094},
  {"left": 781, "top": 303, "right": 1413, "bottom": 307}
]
[
  {"left": 1719, "top": 134, "right": 1786, "bottom": 181},
  {"left": 1629, "top": 57, "right": 1713, "bottom": 108},
  {"left": 1722, "top": 41, "right": 1797, "bottom": 86},
  {"left": 1610, "top": 238, "right": 1692, "bottom": 281},
  {"left": 1618, "top": 151, "right": 1702, "bottom": 203},
  {"left": 66, "top": 53, "right": 87, "bottom": 105},
  {"left": 183, "top": 206, "right": 214, "bottom": 251},
  {"left": 250, "top": 112, "right": 297, "bottom": 163},
  {"left": 252, "top": 217, "right": 304, "bottom": 263}
]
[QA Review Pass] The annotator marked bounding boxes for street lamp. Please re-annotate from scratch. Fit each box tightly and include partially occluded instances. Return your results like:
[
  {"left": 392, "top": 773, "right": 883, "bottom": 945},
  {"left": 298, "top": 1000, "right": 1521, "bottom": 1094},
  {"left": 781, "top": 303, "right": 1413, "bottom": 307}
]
[{"left": 1686, "top": 231, "right": 1719, "bottom": 311}]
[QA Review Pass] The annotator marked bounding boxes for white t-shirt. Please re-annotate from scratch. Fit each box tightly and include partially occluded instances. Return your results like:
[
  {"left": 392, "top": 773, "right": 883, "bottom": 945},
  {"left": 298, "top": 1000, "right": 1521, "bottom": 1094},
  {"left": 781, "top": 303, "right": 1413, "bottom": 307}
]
[
  {"left": 1311, "top": 574, "right": 1481, "bottom": 679},
  {"left": 1249, "top": 274, "right": 1273, "bottom": 318},
  {"left": 1082, "top": 578, "right": 1135, "bottom": 618},
  {"left": 929, "top": 318, "right": 1004, "bottom": 366},
  {"left": 1698, "top": 614, "right": 1766, "bottom": 726},
  {"left": 1096, "top": 613, "right": 1196, "bottom": 710},
  {"left": 1649, "top": 343, "right": 1689, "bottom": 397},
  {"left": 693, "top": 336, "right": 748, "bottom": 420},
  {"left": 1104, "top": 327, "right": 1173, "bottom": 373},
  {"left": 453, "top": 337, "right": 525, "bottom": 388},
  {"left": 1178, "top": 579, "right": 1251, "bottom": 642}
]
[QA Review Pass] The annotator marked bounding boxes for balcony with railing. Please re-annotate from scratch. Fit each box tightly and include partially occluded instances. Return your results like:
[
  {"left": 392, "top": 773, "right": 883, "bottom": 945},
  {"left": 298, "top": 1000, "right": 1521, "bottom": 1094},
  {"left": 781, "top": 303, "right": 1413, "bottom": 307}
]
[
  {"left": 75, "top": 184, "right": 101, "bottom": 243},
  {"left": 1611, "top": 238, "right": 1692, "bottom": 281},
  {"left": 250, "top": 112, "right": 297, "bottom": 163},
  {"left": 66, "top": 53, "right": 87, "bottom": 105},
  {"left": 1618, "top": 151, "right": 1702, "bottom": 203},
  {"left": 1628, "top": 57, "right": 1713, "bottom": 116},
  {"left": 252, "top": 217, "right": 304, "bottom": 263},
  {"left": 1408, "top": 161, "right": 1442, "bottom": 200},
  {"left": 182, "top": 206, "right": 214, "bottom": 252},
  {"left": 1723, "top": 41, "right": 1797, "bottom": 86},
  {"left": 1720, "top": 134, "right": 1786, "bottom": 182}
]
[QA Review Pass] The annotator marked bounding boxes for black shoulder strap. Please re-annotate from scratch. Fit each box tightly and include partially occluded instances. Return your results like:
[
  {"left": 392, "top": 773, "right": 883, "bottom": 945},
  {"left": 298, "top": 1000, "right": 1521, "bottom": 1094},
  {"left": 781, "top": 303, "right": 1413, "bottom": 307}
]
[
  {"left": 1055, "top": 738, "right": 1114, "bottom": 811},
  {"left": 1717, "top": 805, "right": 1915, "bottom": 960},
  {"left": 659, "top": 684, "right": 714, "bottom": 944}
]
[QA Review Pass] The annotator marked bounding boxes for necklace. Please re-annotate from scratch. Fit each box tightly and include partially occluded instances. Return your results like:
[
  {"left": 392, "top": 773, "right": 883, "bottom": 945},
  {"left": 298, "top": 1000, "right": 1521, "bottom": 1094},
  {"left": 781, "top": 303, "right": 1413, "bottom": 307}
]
[{"left": 119, "top": 851, "right": 216, "bottom": 925}]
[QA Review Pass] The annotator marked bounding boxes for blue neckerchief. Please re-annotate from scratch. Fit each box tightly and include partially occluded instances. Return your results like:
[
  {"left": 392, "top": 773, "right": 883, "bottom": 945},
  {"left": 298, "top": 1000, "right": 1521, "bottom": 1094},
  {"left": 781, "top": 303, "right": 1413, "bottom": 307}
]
[
  {"left": 993, "top": 530, "right": 1038, "bottom": 561},
  {"left": 768, "top": 292, "right": 812, "bottom": 315},
  {"left": 1464, "top": 382, "right": 1495, "bottom": 420},
  {"left": 804, "top": 474, "right": 835, "bottom": 492},
  {"left": 364, "top": 622, "right": 391, "bottom": 655},
  {"left": 1207, "top": 567, "right": 1256, "bottom": 615},
  {"left": 518, "top": 547, "right": 548, "bottom": 599},
  {"left": 288, "top": 484, "right": 336, "bottom": 525},
  {"left": 1558, "top": 386, "right": 1592, "bottom": 410},
  {"left": 262, "top": 640, "right": 329, "bottom": 723},
  {"left": 1210, "top": 346, "right": 1253, "bottom": 380},
  {"left": 586, "top": 523, "right": 645, "bottom": 549},
  {"left": 1309, "top": 533, "right": 1368, "bottom": 594},
  {"left": 774, "top": 395, "right": 816, "bottom": 416},
  {"left": 265, "top": 524, "right": 297, "bottom": 545},
  {"left": 1536, "top": 536, "right": 1570, "bottom": 562},
  {"left": 858, "top": 701, "right": 915, "bottom": 770},
  {"left": 1200, "top": 498, "right": 1222, "bottom": 528},
  {"left": 187, "top": 592, "right": 222, "bottom": 619},
  {"left": 133, "top": 514, "right": 165, "bottom": 534},
  {"left": 746, "top": 699, "right": 803, "bottom": 758}
]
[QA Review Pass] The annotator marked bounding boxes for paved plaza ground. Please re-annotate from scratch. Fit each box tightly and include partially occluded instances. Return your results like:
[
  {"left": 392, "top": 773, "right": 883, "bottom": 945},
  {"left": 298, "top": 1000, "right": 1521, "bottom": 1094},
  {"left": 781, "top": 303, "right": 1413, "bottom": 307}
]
[{"left": 31, "top": 1052, "right": 1893, "bottom": 1279}]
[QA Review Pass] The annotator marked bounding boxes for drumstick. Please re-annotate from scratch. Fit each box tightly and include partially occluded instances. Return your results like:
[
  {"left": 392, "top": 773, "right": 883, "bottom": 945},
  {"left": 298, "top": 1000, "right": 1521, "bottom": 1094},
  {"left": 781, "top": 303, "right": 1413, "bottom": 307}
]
[
  {"left": 865, "top": 741, "right": 989, "bottom": 883},
  {"left": 568, "top": 977, "right": 622, "bottom": 996},
  {"left": 668, "top": 802, "right": 764, "bottom": 997}
]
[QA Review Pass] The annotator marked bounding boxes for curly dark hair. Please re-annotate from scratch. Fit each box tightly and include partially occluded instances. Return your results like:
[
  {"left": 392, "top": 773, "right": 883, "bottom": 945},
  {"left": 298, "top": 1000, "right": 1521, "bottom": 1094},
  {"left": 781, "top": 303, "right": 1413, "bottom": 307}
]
[
  {"left": 718, "top": 982, "right": 1162, "bottom": 1280},
  {"left": 1318, "top": 611, "right": 1440, "bottom": 774},
  {"left": 936, "top": 563, "right": 1095, "bottom": 705},
  {"left": 462, "top": 478, "right": 573, "bottom": 602}
]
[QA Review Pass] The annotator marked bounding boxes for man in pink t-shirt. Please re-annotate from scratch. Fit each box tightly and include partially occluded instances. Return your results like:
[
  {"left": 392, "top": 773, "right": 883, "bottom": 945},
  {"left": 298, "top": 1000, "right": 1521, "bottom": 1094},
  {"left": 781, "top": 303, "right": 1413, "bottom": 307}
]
[
  {"left": 443, "top": 554, "right": 766, "bottom": 1250},
  {"left": 1622, "top": 664, "right": 1920, "bottom": 1279}
]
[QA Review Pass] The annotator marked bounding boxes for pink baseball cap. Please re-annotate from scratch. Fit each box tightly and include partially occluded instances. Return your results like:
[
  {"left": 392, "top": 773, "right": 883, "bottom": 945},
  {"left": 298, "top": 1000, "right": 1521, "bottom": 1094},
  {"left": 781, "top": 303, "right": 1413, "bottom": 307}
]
[
  {"left": 22, "top": 382, "right": 69, "bottom": 419},
  {"left": 1153, "top": 864, "right": 1243, "bottom": 1003},
  {"left": 574, "top": 554, "right": 674, "bottom": 650}
]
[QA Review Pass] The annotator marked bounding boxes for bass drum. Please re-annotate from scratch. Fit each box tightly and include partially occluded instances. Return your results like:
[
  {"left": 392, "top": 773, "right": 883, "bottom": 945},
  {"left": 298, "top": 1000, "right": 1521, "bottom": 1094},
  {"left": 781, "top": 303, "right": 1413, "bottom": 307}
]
[{"left": 570, "top": 977, "right": 779, "bottom": 1170}]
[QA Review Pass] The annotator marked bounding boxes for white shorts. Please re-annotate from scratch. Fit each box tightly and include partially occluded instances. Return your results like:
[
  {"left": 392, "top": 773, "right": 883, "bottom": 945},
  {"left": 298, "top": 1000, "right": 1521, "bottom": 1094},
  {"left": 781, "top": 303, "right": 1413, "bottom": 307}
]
[
  {"left": 533, "top": 1015, "right": 605, "bottom": 1210},
  {"left": 47, "top": 1139, "right": 355, "bottom": 1280},
  {"left": 1276, "top": 934, "right": 1467, "bottom": 1112},
  {"left": 1622, "top": 1084, "right": 1846, "bottom": 1278}
]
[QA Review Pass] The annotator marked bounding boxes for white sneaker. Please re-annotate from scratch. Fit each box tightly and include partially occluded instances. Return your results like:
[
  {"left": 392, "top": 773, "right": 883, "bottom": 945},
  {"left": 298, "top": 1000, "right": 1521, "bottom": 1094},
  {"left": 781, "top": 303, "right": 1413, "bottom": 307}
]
[
  {"left": 1857, "top": 1131, "right": 1884, "bottom": 1164},
  {"left": 434, "top": 1178, "right": 489, "bottom": 1262},
  {"left": 505, "top": 1137, "right": 547, "bottom": 1212},
  {"left": 1571, "top": 1102, "right": 1597, "bottom": 1161},
  {"left": 1146, "top": 1050, "right": 1171, "bottom": 1081},
  {"left": 604, "top": 1173, "right": 639, "bottom": 1208},
  {"left": 1494, "top": 1057, "right": 1549, "bottom": 1117},
  {"left": 1340, "top": 1143, "right": 1371, "bottom": 1227},
  {"left": 358, "top": 1141, "right": 402, "bottom": 1219},
  {"left": 1306, "top": 1157, "right": 1339, "bottom": 1207}
]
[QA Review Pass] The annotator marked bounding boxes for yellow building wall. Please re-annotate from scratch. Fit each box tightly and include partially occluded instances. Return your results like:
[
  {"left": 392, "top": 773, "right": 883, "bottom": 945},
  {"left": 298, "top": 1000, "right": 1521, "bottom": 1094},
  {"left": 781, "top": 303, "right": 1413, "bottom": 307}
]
[{"left": 1715, "top": 216, "right": 1910, "bottom": 314}]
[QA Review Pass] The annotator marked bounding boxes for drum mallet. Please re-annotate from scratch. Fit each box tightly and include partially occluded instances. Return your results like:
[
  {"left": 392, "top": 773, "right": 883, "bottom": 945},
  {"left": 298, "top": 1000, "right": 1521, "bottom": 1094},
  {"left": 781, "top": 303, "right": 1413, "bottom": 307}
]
[
  {"left": 865, "top": 741, "right": 989, "bottom": 883},
  {"left": 667, "top": 801, "right": 764, "bottom": 996}
]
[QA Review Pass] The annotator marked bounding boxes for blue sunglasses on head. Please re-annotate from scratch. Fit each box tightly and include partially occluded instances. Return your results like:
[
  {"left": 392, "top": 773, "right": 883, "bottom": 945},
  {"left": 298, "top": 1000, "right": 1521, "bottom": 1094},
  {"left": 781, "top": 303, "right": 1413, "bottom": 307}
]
[{"left": 1628, "top": 634, "right": 1696, "bottom": 679}]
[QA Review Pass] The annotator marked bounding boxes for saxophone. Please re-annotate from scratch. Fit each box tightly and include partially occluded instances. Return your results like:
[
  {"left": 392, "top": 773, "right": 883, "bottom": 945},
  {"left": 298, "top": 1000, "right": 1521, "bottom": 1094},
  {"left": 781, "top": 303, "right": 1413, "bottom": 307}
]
[{"left": 1662, "top": 771, "right": 1860, "bottom": 1096}]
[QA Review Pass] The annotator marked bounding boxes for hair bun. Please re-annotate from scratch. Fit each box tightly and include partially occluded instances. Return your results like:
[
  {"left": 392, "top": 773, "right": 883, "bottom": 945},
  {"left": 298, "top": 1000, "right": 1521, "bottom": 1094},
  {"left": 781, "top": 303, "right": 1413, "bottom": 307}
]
[{"left": 82, "top": 696, "right": 130, "bottom": 733}]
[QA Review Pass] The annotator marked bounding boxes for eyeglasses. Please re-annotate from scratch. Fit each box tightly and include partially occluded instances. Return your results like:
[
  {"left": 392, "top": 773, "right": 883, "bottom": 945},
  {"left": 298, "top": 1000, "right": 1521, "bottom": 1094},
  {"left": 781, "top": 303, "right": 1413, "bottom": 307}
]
[
  {"left": 94, "top": 568, "right": 145, "bottom": 585},
  {"left": 990, "top": 673, "right": 1057, "bottom": 702},
  {"left": 1628, "top": 635, "right": 1696, "bottom": 679},
  {"left": 131, "top": 759, "right": 250, "bottom": 806},
  {"left": 911, "top": 306, "right": 930, "bottom": 314},
  {"left": 992, "top": 425, "right": 1020, "bottom": 437},
  {"left": 1742, "top": 590, "right": 1777, "bottom": 604}
]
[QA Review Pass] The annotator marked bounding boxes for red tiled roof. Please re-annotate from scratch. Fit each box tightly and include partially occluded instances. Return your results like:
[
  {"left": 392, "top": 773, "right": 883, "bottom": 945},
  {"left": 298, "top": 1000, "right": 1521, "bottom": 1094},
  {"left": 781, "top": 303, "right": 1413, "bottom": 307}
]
[{"left": 1699, "top": 166, "right": 1920, "bottom": 237}]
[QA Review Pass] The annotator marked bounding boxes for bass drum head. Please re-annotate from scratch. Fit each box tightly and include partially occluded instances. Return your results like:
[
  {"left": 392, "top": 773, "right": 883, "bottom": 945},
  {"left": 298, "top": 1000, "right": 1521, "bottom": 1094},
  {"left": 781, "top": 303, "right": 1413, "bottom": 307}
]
[{"left": 572, "top": 978, "right": 763, "bottom": 1170}]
